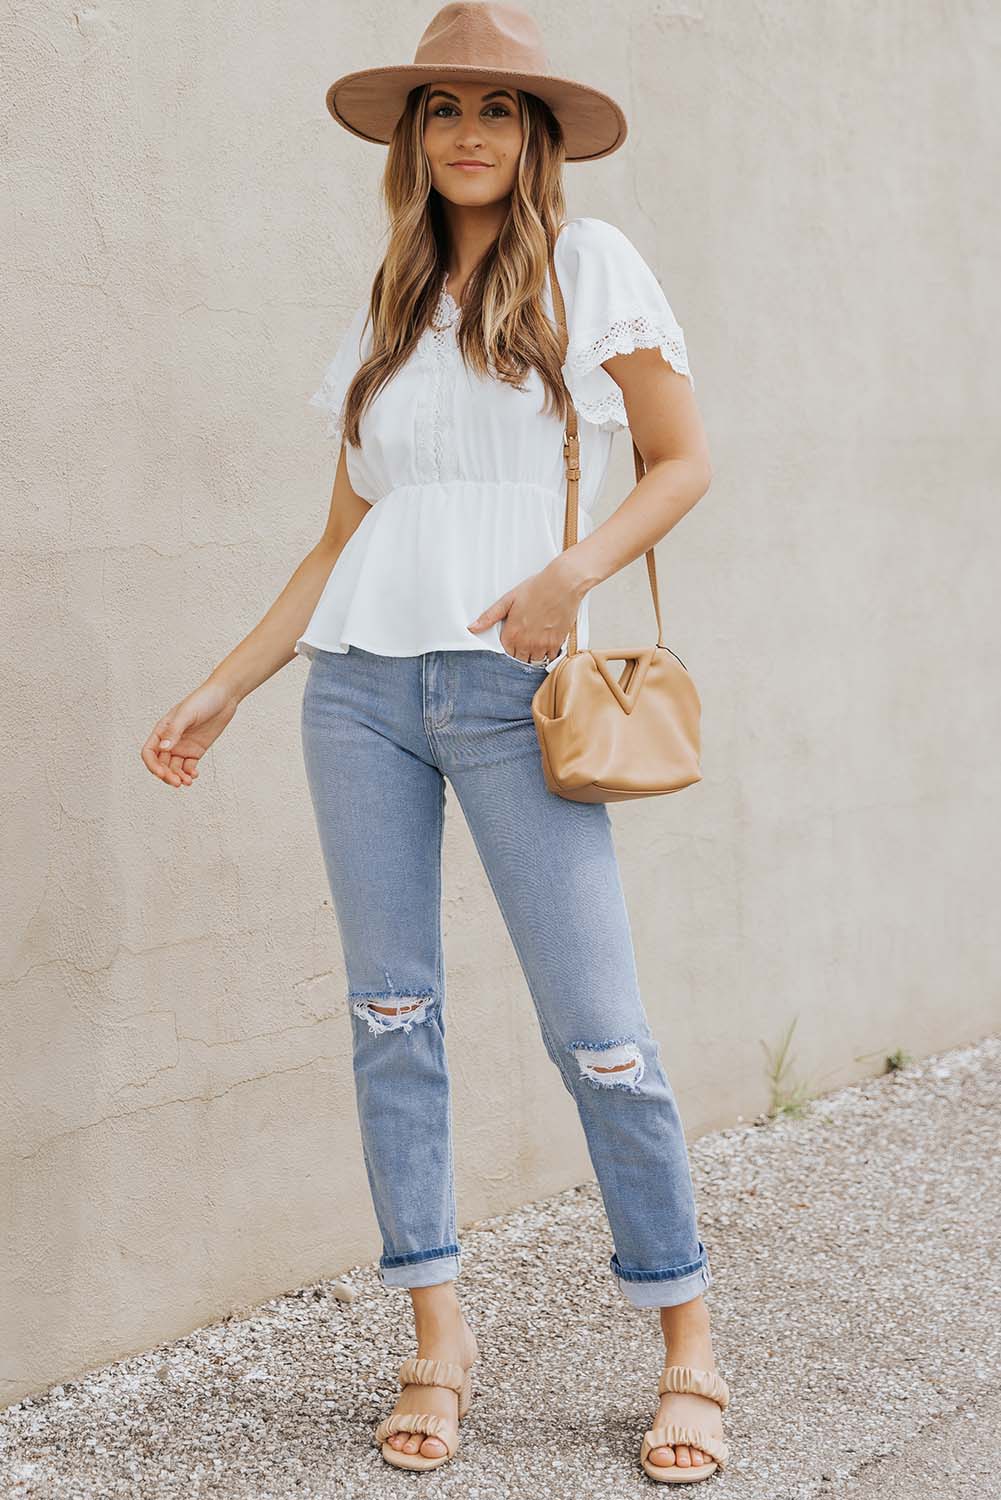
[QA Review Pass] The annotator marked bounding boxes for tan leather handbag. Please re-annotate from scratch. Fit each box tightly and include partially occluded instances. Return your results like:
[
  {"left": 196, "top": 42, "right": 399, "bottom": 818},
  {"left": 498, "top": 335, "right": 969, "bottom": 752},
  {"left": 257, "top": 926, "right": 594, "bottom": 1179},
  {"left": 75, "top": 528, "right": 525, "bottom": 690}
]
[{"left": 530, "top": 246, "right": 704, "bottom": 803}]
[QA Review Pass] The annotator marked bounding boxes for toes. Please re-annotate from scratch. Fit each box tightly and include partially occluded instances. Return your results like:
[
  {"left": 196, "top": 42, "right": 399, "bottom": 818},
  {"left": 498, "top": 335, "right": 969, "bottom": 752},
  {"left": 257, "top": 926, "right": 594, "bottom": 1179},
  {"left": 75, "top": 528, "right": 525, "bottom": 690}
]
[
  {"left": 648, "top": 1444, "right": 676, "bottom": 1467},
  {"left": 648, "top": 1439, "right": 711, "bottom": 1469},
  {"left": 676, "top": 1444, "right": 710, "bottom": 1467},
  {"left": 387, "top": 1430, "right": 447, "bottom": 1458}
]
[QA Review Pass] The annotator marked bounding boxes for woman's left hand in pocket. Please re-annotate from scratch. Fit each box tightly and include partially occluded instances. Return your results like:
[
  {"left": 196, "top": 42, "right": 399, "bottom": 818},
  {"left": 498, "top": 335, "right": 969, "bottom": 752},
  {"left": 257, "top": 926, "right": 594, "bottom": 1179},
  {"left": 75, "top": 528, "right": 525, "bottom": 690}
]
[{"left": 466, "top": 557, "right": 585, "bottom": 661}]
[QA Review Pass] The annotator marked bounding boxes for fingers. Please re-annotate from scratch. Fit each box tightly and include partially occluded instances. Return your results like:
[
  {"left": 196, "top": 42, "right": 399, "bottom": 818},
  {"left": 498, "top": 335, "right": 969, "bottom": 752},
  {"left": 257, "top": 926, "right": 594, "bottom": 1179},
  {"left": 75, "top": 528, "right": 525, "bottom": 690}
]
[
  {"left": 467, "top": 591, "right": 512, "bottom": 632},
  {"left": 140, "top": 716, "right": 198, "bottom": 788},
  {"left": 140, "top": 728, "right": 179, "bottom": 786},
  {"left": 499, "top": 632, "right": 563, "bottom": 662},
  {"left": 140, "top": 740, "right": 193, "bottom": 788},
  {"left": 168, "top": 753, "right": 198, "bottom": 787}
]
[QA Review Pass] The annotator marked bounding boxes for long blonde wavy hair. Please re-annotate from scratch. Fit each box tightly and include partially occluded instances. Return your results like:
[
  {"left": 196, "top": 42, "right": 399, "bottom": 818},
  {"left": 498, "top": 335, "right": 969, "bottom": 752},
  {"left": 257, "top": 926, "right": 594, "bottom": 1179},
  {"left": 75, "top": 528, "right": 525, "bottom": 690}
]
[{"left": 339, "top": 83, "right": 571, "bottom": 448}]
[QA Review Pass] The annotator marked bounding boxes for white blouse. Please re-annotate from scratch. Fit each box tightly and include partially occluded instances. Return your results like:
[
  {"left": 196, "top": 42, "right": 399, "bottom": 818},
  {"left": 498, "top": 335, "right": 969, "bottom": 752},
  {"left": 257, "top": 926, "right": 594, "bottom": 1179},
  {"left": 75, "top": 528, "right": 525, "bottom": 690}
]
[{"left": 295, "top": 216, "right": 693, "bottom": 672}]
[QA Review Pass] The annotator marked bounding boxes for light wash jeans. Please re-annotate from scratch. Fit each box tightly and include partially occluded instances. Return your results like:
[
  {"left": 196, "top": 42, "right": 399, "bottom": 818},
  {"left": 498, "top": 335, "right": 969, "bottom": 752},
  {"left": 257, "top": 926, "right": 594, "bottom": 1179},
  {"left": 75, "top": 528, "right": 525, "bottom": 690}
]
[{"left": 299, "top": 643, "right": 713, "bottom": 1310}]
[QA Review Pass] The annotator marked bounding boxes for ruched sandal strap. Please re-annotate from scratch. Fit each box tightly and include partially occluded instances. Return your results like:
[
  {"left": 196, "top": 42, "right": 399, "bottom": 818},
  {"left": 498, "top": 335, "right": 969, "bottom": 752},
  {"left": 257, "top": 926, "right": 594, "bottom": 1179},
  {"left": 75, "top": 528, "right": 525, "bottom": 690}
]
[
  {"left": 642, "top": 1422, "right": 729, "bottom": 1469},
  {"left": 374, "top": 1410, "right": 459, "bottom": 1458},
  {"left": 657, "top": 1362, "right": 730, "bottom": 1411},
  {"left": 397, "top": 1355, "right": 466, "bottom": 1394}
]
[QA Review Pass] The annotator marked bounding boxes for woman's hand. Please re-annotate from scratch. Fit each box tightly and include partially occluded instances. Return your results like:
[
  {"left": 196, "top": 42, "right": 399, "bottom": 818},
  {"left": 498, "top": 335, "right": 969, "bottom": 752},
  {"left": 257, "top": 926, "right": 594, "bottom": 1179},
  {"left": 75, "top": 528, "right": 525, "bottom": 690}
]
[
  {"left": 467, "top": 556, "right": 586, "bottom": 662},
  {"left": 140, "top": 676, "right": 240, "bottom": 789}
]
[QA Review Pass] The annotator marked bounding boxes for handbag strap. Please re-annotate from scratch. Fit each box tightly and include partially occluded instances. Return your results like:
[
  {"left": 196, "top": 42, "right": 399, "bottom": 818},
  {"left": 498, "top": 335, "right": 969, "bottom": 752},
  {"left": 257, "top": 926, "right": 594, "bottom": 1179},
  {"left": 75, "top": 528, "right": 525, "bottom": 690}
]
[{"left": 547, "top": 241, "right": 666, "bottom": 657}]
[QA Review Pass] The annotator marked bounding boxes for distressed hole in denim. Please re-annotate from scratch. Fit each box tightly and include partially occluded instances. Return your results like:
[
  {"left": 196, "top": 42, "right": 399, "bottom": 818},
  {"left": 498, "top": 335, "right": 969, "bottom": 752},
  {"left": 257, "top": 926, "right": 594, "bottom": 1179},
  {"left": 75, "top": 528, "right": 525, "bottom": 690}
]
[
  {"left": 571, "top": 1037, "right": 646, "bottom": 1093},
  {"left": 349, "top": 991, "right": 435, "bottom": 1035}
]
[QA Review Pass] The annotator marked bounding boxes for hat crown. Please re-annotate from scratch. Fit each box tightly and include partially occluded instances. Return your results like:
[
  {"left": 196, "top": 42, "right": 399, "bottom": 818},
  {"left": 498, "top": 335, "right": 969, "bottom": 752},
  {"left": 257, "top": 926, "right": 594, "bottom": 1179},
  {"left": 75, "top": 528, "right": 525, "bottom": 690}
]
[{"left": 413, "top": 1, "right": 549, "bottom": 73}]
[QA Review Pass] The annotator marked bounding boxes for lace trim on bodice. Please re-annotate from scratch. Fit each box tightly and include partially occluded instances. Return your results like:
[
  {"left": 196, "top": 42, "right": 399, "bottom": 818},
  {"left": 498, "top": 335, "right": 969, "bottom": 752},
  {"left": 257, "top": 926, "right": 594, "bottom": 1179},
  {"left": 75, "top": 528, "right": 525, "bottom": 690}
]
[{"left": 415, "top": 272, "right": 463, "bottom": 484}]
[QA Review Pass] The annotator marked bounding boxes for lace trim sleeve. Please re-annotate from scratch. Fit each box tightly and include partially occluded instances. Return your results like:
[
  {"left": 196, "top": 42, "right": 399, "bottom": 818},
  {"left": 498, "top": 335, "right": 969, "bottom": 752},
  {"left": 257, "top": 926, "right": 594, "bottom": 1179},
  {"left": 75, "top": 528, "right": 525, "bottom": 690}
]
[
  {"left": 307, "top": 303, "right": 371, "bottom": 443},
  {"left": 555, "top": 218, "right": 694, "bottom": 433}
]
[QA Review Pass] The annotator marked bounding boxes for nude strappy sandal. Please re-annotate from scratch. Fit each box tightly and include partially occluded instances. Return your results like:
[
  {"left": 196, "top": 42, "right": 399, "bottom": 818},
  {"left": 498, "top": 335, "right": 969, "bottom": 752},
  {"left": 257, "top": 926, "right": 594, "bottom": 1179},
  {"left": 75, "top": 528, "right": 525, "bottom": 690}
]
[
  {"left": 639, "top": 1362, "right": 731, "bottom": 1484},
  {"left": 374, "top": 1355, "right": 475, "bottom": 1471}
]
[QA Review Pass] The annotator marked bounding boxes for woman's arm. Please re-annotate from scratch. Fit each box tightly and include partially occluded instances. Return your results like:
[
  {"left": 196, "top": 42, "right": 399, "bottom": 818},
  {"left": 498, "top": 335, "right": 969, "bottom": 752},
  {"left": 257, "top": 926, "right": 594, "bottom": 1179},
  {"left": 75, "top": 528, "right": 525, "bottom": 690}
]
[
  {"left": 139, "top": 443, "right": 370, "bottom": 787},
  {"left": 468, "top": 349, "right": 712, "bottom": 661},
  {"left": 552, "top": 346, "right": 712, "bottom": 599},
  {"left": 208, "top": 441, "right": 371, "bottom": 700}
]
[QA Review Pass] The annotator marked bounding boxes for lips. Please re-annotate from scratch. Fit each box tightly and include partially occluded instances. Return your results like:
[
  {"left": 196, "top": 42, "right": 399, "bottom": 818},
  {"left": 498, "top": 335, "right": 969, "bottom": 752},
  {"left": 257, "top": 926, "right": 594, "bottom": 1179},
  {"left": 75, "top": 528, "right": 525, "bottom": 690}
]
[{"left": 449, "top": 161, "right": 491, "bottom": 169}]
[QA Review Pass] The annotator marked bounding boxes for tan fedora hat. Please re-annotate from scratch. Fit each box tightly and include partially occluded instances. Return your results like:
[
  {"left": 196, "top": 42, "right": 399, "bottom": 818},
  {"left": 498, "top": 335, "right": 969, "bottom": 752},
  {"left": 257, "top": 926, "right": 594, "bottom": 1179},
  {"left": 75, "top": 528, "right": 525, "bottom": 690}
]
[{"left": 323, "top": 0, "right": 628, "bottom": 163}]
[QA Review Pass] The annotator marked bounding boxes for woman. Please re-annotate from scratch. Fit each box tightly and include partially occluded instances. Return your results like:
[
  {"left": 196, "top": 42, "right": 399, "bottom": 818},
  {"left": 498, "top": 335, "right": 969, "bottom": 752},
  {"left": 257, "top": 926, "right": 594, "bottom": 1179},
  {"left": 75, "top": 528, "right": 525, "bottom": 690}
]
[{"left": 140, "top": 0, "right": 730, "bottom": 1484}]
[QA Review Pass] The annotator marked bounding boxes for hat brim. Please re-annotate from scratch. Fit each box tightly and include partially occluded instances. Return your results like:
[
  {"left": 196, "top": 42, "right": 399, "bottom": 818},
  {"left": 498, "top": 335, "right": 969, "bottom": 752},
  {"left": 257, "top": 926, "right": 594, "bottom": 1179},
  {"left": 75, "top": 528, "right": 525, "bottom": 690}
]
[{"left": 324, "top": 64, "right": 627, "bottom": 162}]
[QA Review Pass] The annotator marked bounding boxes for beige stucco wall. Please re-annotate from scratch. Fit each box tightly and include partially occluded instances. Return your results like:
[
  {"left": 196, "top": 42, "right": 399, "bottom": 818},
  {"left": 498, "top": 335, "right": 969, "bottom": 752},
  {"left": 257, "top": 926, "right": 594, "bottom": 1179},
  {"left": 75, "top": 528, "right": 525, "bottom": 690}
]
[{"left": 3, "top": 1, "right": 999, "bottom": 1406}]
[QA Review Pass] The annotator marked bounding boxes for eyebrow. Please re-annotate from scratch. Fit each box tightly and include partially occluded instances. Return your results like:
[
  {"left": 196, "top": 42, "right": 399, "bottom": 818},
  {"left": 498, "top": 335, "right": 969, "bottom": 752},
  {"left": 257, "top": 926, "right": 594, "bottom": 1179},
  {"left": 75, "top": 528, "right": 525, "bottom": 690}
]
[{"left": 426, "top": 88, "right": 517, "bottom": 104}]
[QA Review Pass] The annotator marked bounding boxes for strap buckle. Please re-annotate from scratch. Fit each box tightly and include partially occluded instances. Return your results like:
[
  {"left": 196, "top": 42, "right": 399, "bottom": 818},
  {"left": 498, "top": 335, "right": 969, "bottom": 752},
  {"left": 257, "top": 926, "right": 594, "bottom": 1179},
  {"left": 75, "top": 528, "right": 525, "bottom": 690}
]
[{"left": 563, "top": 432, "right": 581, "bottom": 482}]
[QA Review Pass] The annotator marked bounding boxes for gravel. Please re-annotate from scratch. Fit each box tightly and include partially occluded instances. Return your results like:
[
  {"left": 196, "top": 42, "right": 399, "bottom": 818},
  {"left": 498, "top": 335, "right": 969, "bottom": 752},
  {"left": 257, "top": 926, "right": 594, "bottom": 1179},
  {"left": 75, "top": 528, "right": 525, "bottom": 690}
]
[{"left": 2, "top": 1035, "right": 999, "bottom": 1499}]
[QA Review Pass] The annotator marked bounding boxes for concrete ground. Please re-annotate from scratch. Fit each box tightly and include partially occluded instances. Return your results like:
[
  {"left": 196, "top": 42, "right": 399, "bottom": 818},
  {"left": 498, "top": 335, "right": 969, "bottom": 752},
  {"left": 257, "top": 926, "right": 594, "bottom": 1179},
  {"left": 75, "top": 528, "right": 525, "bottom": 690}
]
[{"left": 2, "top": 1035, "right": 999, "bottom": 1500}]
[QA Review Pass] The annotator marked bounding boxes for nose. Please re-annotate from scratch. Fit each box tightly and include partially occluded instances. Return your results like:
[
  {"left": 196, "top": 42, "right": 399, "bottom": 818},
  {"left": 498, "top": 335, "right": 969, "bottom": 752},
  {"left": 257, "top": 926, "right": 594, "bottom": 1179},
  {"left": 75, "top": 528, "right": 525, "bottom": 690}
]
[{"left": 454, "top": 122, "right": 485, "bottom": 155}]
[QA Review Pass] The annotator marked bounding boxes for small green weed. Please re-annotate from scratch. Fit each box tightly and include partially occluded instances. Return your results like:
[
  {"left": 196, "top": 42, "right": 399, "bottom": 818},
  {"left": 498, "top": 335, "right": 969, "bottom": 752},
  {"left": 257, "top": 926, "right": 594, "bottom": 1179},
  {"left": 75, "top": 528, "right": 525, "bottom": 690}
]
[
  {"left": 760, "top": 1017, "right": 813, "bottom": 1118},
  {"left": 884, "top": 1048, "right": 912, "bottom": 1073}
]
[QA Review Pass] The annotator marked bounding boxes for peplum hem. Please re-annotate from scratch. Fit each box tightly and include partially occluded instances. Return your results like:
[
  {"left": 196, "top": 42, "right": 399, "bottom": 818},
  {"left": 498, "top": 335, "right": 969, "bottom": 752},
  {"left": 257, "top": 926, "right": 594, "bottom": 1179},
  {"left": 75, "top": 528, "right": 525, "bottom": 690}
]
[{"left": 295, "top": 479, "right": 593, "bottom": 672}]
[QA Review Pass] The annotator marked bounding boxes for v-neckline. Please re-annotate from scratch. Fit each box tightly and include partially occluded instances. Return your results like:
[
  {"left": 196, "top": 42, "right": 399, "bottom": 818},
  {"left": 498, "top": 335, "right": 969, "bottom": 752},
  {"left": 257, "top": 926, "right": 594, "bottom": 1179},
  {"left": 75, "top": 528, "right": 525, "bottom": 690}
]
[{"left": 435, "top": 270, "right": 462, "bottom": 329}]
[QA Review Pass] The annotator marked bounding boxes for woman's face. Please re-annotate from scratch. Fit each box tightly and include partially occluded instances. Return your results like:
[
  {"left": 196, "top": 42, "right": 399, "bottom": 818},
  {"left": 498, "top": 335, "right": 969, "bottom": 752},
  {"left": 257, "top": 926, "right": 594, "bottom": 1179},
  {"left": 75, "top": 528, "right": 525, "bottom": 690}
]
[{"left": 422, "top": 80, "right": 523, "bottom": 204}]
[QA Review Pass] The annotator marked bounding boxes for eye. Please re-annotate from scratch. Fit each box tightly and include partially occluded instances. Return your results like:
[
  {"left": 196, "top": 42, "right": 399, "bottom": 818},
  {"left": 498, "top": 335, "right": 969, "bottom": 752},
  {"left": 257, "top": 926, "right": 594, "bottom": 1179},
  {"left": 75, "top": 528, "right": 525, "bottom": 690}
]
[{"left": 428, "top": 102, "right": 512, "bottom": 119}]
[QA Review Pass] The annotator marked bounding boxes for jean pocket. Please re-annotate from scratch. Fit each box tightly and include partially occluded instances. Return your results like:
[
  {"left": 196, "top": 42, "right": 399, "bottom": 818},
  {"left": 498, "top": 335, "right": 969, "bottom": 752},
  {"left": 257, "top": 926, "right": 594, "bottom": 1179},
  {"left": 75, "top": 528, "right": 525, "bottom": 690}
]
[{"left": 497, "top": 648, "right": 549, "bottom": 676}]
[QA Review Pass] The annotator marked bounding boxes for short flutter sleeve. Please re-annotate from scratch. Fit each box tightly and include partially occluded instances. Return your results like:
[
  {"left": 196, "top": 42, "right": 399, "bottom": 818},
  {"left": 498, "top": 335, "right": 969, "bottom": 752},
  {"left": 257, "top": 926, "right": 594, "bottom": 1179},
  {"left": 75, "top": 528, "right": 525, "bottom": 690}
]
[
  {"left": 553, "top": 216, "right": 694, "bottom": 433},
  {"left": 307, "top": 302, "right": 372, "bottom": 444}
]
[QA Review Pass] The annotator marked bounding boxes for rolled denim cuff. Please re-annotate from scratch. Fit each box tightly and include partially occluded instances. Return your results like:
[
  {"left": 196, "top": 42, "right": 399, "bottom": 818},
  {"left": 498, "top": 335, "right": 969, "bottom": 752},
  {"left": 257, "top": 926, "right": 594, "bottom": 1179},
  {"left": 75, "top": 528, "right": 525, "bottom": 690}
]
[
  {"left": 610, "top": 1244, "right": 713, "bottom": 1309},
  {"left": 379, "top": 1245, "right": 462, "bottom": 1290}
]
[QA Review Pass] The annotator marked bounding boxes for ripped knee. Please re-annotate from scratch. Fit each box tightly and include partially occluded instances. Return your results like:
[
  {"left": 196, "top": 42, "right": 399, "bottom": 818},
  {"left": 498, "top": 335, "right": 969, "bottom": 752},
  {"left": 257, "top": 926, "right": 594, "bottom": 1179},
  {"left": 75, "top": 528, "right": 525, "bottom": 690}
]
[
  {"left": 349, "top": 987, "right": 435, "bottom": 1035},
  {"left": 569, "top": 1037, "right": 646, "bottom": 1093}
]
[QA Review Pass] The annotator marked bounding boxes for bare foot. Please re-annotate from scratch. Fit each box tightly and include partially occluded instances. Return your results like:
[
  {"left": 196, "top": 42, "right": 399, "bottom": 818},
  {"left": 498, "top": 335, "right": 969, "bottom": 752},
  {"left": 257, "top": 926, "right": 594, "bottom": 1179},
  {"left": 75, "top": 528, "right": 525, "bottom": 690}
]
[
  {"left": 383, "top": 1284, "right": 478, "bottom": 1461},
  {"left": 647, "top": 1294, "right": 723, "bottom": 1472}
]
